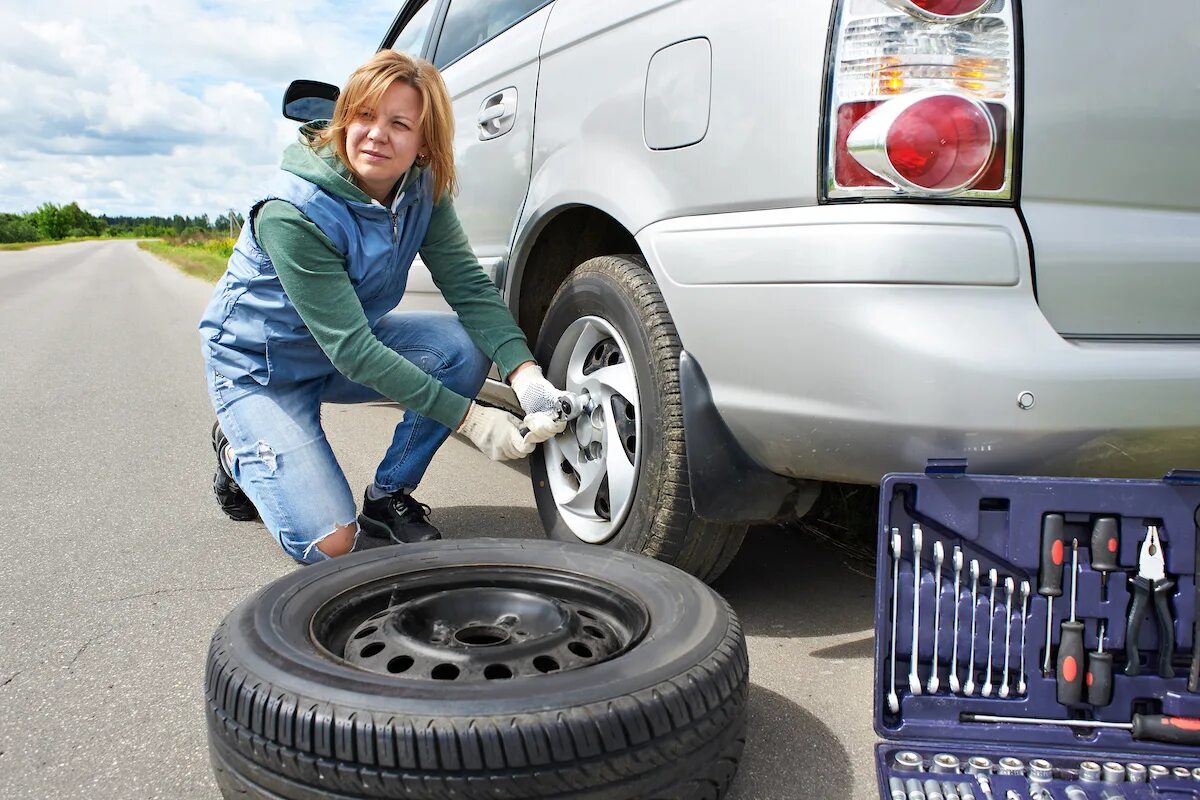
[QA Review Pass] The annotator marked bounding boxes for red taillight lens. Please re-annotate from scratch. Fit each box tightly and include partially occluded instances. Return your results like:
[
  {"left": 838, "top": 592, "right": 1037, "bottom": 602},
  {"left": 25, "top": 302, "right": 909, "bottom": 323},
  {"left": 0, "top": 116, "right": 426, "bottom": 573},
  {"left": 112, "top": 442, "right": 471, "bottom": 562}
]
[
  {"left": 909, "top": 0, "right": 990, "bottom": 17},
  {"left": 885, "top": 95, "right": 994, "bottom": 191}
]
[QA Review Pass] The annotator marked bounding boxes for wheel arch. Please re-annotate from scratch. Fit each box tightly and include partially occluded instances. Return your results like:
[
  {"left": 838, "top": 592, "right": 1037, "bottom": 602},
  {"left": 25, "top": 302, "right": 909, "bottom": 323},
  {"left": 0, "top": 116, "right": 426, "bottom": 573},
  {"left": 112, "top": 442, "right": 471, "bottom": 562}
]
[{"left": 507, "top": 203, "right": 641, "bottom": 345}]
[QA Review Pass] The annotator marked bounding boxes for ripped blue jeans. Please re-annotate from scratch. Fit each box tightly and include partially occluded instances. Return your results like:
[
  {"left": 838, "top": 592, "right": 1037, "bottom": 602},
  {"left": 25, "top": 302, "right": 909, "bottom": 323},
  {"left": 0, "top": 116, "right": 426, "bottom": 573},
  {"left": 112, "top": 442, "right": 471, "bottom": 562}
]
[{"left": 204, "top": 311, "right": 491, "bottom": 564}]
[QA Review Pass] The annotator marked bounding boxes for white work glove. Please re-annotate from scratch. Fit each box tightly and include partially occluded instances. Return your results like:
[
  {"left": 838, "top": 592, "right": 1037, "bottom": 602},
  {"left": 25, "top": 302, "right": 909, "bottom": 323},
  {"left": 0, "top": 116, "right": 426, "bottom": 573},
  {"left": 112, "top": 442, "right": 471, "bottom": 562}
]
[
  {"left": 510, "top": 364, "right": 571, "bottom": 417},
  {"left": 457, "top": 403, "right": 534, "bottom": 461},
  {"left": 521, "top": 410, "right": 567, "bottom": 444}
]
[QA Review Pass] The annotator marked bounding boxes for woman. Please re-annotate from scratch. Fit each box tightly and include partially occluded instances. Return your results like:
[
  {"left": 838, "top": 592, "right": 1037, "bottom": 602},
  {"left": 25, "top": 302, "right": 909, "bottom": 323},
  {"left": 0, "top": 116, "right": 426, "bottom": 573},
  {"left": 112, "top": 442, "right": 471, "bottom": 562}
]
[{"left": 198, "top": 50, "right": 567, "bottom": 564}]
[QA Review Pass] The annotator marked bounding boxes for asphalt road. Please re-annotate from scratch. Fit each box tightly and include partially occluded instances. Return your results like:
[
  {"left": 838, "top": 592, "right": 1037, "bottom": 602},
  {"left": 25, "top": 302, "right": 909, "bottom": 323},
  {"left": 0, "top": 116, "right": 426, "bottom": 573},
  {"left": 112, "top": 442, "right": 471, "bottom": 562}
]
[{"left": 0, "top": 241, "right": 878, "bottom": 799}]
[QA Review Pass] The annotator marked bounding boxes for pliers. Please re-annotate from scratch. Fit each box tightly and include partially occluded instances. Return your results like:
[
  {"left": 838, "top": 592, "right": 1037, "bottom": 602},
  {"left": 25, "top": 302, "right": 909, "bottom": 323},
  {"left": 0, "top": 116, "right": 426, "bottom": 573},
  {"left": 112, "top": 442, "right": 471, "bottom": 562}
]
[{"left": 1124, "top": 525, "right": 1176, "bottom": 678}]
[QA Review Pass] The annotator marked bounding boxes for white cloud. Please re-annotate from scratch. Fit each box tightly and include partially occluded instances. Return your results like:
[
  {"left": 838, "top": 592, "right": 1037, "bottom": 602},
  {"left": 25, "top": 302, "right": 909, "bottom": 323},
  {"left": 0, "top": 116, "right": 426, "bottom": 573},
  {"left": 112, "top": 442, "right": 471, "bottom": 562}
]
[{"left": 0, "top": 1, "right": 399, "bottom": 217}]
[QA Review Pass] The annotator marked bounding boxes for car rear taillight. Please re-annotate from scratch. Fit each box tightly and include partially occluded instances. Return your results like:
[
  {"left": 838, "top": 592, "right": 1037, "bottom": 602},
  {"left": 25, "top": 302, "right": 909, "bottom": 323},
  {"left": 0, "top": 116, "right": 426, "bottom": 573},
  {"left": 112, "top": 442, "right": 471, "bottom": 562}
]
[
  {"left": 824, "top": 0, "right": 1018, "bottom": 202},
  {"left": 888, "top": 0, "right": 991, "bottom": 21}
]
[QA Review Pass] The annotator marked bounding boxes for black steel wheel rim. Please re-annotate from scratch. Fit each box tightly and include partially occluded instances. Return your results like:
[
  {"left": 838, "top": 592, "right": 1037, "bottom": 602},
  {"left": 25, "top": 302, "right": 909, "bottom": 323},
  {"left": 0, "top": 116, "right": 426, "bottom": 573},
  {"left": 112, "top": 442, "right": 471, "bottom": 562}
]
[{"left": 309, "top": 566, "right": 650, "bottom": 683}]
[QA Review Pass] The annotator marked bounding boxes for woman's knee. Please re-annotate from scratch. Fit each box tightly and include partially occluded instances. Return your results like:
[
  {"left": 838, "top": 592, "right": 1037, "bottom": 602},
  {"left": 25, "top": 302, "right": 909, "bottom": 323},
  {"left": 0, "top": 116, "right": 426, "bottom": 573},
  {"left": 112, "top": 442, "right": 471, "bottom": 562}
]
[
  {"left": 438, "top": 326, "right": 492, "bottom": 399},
  {"left": 285, "top": 520, "right": 357, "bottom": 564}
]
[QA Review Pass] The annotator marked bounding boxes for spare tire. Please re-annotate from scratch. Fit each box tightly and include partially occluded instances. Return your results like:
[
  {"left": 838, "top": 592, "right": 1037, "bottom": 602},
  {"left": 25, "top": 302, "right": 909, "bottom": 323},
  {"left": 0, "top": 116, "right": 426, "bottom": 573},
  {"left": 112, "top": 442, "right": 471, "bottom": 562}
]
[{"left": 205, "top": 539, "right": 748, "bottom": 800}]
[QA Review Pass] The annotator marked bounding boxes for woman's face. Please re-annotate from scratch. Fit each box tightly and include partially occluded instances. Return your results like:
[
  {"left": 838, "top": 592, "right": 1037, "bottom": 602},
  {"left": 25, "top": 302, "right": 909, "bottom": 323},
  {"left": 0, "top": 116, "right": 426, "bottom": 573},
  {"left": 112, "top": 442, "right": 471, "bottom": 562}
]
[{"left": 345, "top": 80, "right": 426, "bottom": 203}]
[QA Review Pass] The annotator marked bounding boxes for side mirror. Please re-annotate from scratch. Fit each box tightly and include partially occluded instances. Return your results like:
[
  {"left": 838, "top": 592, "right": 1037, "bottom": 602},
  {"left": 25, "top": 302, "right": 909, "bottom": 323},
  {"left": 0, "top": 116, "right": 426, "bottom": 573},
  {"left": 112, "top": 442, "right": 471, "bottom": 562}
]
[{"left": 282, "top": 80, "right": 340, "bottom": 122}]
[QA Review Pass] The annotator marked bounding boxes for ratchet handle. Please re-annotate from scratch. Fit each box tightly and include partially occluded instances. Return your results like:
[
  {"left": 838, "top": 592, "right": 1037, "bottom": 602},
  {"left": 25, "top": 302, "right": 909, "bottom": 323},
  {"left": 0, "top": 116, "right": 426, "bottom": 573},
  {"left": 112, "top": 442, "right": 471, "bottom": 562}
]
[{"left": 1131, "top": 714, "right": 1200, "bottom": 745}]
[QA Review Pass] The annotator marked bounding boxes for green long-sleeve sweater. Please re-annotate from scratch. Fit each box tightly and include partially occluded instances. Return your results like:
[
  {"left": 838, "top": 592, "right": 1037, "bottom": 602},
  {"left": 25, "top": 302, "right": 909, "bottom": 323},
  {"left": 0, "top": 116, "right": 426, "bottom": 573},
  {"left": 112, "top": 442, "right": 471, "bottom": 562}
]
[{"left": 254, "top": 143, "right": 533, "bottom": 430}]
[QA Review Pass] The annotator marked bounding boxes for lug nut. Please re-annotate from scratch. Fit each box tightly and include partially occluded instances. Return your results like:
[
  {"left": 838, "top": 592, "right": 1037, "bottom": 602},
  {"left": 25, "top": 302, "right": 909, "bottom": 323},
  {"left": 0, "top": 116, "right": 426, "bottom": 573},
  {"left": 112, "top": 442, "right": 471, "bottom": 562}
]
[
  {"left": 997, "top": 757, "right": 1024, "bottom": 776},
  {"left": 966, "top": 756, "right": 993, "bottom": 775},
  {"left": 895, "top": 751, "right": 924, "bottom": 772},
  {"left": 1125, "top": 764, "right": 1147, "bottom": 783},
  {"left": 1079, "top": 762, "right": 1102, "bottom": 782},
  {"left": 1103, "top": 762, "right": 1126, "bottom": 783},
  {"left": 932, "top": 754, "right": 961, "bottom": 774}
]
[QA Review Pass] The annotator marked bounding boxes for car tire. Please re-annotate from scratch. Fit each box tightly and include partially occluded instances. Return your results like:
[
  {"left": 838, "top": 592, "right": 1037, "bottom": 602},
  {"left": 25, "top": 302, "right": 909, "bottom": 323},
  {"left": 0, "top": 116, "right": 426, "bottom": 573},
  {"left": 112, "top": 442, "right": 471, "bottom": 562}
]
[
  {"left": 530, "top": 255, "right": 748, "bottom": 582},
  {"left": 206, "top": 539, "right": 748, "bottom": 800}
]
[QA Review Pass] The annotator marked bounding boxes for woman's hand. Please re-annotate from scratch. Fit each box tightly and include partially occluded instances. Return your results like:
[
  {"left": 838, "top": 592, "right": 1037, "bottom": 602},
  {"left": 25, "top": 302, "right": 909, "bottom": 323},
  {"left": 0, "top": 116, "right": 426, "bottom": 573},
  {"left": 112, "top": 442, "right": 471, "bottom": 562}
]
[
  {"left": 509, "top": 362, "right": 571, "bottom": 417},
  {"left": 456, "top": 403, "right": 537, "bottom": 461}
]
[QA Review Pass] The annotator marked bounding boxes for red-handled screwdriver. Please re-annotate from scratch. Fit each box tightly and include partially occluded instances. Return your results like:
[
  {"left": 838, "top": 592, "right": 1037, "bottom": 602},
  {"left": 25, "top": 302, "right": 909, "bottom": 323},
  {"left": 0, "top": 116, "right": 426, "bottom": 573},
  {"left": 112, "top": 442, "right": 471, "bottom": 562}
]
[
  {"left": 963, "top": 712, "right": 1200, "bottom": 745},
  {"left": 1090, "top": 516, "right": 1120, "bottom": 600},
  {"left": 1039, "top": 514, "right": 1066, "bottom": 675},
  {"left": 1056, "top": 539, "right": 1085, "bottom": 704},
  {"left": 1086, "top": 620, "right": 1113, "bottom": 707}
]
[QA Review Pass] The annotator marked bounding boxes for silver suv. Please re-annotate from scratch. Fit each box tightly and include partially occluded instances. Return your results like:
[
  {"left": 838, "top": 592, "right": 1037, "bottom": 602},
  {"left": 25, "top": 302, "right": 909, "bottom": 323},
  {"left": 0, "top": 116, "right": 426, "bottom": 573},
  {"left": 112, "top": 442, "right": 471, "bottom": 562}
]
[{"left": 288, "top": 0, "right": 1200, "bottom": 580}]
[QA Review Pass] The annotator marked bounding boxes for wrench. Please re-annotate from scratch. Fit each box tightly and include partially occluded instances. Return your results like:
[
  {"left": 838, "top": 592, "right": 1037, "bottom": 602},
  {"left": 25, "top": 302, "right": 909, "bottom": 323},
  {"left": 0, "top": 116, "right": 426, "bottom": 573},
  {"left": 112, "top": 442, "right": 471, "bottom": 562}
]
[
  {"left": 948, "top": 547, "right": 964, "bottom": 694},
  {"left": 909, "top": 524, "right": 924, "bottom": 696},
  {"left": 982, "top": 568, "right": 998, "bottom": 697},
  {"left": 888, "top": 528, "right": 903, "bottom": 714},
  {"left": 964, "top": 560, "right": 980, "bottom": 695},
  {"left": 1017, "top": 580, "right": 1029, "bottom": 696},
  {"left": 927, "top": 541, "right": 945, "bottom": 694},
  {"left": 999, "top": 576, "right": 1015, "bottom": 698}
]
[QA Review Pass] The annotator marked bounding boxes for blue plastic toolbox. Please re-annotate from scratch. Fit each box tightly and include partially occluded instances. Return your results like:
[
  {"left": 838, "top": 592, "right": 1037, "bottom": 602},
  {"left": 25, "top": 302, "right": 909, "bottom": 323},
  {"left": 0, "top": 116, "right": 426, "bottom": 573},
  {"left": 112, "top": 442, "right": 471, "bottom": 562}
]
[{"left": 874, "top": 465, "right": 1200, "bottom": 800}]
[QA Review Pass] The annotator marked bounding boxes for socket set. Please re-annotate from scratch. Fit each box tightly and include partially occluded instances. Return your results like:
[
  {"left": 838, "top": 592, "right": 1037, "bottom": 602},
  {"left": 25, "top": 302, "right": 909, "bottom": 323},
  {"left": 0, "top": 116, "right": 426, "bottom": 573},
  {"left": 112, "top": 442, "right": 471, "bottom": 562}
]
[
  {"left": 874, "top": 466, "right": 1200, "bottom": 800},
  {"left": 882, "top": 748, "right": 1200, "bottom": 800}
]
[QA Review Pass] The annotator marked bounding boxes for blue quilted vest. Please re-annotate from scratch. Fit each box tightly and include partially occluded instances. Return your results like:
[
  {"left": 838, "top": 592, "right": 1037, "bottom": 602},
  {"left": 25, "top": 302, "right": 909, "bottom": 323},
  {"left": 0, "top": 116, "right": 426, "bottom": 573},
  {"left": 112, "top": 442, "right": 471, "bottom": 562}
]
[{"left": 199, "top": 164, "right": 434, "bottom": 385}]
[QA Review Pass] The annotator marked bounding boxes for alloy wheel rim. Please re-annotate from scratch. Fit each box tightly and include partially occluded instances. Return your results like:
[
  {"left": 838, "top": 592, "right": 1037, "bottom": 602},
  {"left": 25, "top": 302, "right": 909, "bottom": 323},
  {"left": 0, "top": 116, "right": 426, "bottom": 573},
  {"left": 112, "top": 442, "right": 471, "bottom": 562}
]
[{"left": 544, "top": 316, "right": 641, "bottom": 544}]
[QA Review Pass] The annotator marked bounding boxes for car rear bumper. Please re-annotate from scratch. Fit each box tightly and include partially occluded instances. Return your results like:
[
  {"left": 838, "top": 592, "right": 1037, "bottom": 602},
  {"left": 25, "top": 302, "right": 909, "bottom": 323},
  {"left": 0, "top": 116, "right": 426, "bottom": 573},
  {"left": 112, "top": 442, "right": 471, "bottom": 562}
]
[{"left": 639, "top": 204, "right": 1200, "bottom": 484}]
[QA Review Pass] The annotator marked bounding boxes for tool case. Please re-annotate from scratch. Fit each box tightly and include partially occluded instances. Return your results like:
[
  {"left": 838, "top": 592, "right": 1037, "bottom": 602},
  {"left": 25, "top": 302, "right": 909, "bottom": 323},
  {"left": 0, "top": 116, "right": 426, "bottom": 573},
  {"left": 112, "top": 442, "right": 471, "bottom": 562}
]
[{"left": 874, "top": 463, "right": 1200, "bottom": 800}]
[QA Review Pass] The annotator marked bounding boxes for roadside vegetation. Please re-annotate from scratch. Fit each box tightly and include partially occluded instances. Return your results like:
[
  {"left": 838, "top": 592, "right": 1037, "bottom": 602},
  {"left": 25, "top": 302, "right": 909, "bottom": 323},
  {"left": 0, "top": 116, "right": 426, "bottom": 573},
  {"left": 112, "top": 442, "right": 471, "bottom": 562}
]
[
  {"left": 138, "top": 234, "right": 235, "bottom": 282},
  {"left": 2, "top": 200, "right": 241, "bottom": 280}
]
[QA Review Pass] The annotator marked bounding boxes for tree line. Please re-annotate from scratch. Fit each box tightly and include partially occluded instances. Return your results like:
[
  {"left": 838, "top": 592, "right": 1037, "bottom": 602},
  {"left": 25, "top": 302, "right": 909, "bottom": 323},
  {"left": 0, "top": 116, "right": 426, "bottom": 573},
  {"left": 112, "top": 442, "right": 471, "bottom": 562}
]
[{"left": 0, "top": 202, "right": 245, "bottom": 244}]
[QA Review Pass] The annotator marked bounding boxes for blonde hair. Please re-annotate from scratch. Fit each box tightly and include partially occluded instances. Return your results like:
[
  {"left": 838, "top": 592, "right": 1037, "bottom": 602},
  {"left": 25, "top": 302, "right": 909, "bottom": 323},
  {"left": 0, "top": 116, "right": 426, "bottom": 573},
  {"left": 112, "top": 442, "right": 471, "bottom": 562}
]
[{"left": 313, "top": 50, "right": 457, "bottom": 204}]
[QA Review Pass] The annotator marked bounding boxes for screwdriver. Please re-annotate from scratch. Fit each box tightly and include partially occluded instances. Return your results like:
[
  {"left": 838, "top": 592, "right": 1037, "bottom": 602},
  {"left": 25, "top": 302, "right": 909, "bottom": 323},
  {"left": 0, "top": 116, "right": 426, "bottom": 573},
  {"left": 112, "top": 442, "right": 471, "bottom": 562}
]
[
  {"left": 1039, "top": 513, "right": 1066, "bottom": 675},
  {"left": 1056, "top": 539, "right": 1085, "bottom": 704},
  {"left": 1090, "top": 516, "right": 1120, "bottom": 600},
  {"left": 962, "top": 712, "right": 1200, "bottom": 745},
  {"left": 1086, "top": 620, "right": 1113, "bottom": 707}
]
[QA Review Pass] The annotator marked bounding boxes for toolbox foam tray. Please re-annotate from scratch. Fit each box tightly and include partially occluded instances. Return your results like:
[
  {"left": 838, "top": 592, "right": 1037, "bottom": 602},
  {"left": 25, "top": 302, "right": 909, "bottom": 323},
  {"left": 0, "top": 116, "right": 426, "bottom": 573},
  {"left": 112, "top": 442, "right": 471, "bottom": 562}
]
[{"left": 874, "top": 467, "right": 1200, "bottom": 799}]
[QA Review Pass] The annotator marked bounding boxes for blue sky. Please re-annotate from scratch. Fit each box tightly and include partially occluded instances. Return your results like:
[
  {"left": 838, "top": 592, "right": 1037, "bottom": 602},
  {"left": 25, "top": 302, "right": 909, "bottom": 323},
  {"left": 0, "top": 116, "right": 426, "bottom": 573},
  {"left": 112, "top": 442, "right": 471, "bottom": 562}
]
[{"left": 0, "top": 1, "right": 401, "bottom": 217}]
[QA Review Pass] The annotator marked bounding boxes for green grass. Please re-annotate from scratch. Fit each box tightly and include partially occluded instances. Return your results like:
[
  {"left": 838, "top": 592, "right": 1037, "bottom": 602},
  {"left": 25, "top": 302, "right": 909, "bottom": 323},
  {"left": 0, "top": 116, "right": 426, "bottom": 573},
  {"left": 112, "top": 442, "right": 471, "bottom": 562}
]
[
  {"left": 139, "top": 238, "right": 233, "bottom": 283},
  {"left": 0, "top": 236, "right": 130, "bottom": 251}
]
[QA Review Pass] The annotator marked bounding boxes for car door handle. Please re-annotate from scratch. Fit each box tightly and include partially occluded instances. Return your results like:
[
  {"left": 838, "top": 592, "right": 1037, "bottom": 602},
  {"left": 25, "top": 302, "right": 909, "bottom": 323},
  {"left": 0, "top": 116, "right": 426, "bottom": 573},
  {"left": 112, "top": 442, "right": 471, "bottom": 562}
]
[
  {"left": 478, "top": 88, "right": 517, "bottom": 140},
  {"left": 478, "top": 104, "right": 507, "bottom": 124}
]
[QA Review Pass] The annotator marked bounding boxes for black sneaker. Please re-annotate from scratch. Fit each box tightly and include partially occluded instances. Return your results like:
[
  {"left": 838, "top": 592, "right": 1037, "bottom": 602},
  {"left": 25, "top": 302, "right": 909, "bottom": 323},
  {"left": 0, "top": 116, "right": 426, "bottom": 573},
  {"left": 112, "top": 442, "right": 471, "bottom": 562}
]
[
  {"left": 350, "top": 529, "right": 396, "bottom": 553},
  {"left": 211, "top": 421, "right": 259, "bottom": 522},
  {"left": 358, "top": 488, "right": 442, "bottom": 543}
]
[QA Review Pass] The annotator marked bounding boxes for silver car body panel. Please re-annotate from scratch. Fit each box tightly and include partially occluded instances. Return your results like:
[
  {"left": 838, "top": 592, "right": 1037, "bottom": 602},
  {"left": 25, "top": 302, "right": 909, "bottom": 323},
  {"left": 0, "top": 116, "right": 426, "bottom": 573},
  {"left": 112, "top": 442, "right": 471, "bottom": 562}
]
[
  {"left": 1019, "top": 1, "right": 1200, "bottom": 337},
  {"left": 390, "top": 0, "right": 1200, "bottom": 485},
  {"left": 640, "top": 203, "right": 1200, "bottom": 482}
]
